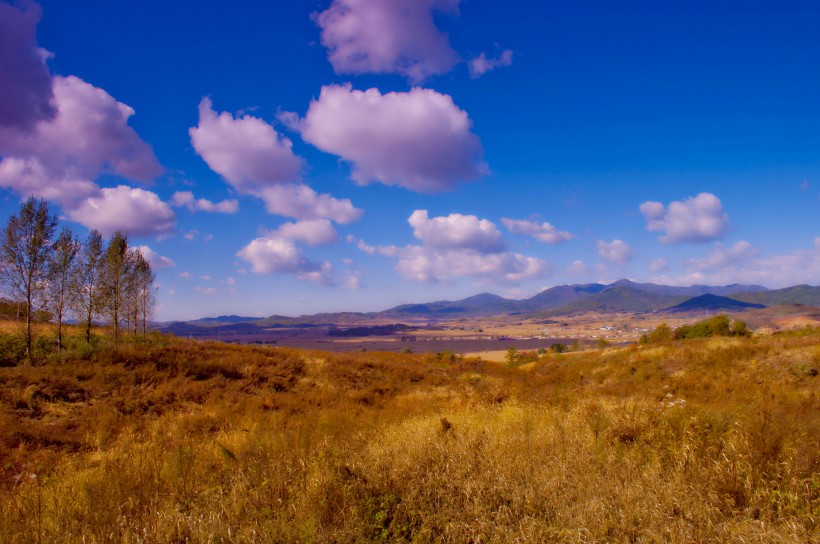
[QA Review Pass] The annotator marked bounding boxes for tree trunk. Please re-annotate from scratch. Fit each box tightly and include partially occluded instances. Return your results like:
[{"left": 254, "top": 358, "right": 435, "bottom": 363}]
[{"left": 25, "top": 290, "right": 32, "bottom": 361}]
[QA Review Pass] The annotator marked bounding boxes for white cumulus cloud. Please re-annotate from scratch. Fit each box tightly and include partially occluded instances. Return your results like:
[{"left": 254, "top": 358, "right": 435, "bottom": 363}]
[
  {"left": 640, "top": 192, "right": 729, "bottom": 244},
  {"left": 237, "top": 235, "right": 332, "bottom": 283},
  {"left": 171, "top": 191, "right": 238, "bottom": 214},
  {"left": 597, "top": 239, "right": 633, "bottom": 264},
  {"left": 285, "top": 84, "right": 486, "bottom": 193},
  {"left": 356, "top": 210, "right": 549, "bottom": 284},
  {"left": 409, "top": 210, "right": 504, "bottom": 253},
  {"left": 190, "top": 97, "right": 301, "bottom": 190},
  {"left": 67, "top": 185, "right": 175, "bottom": 238},
  {"left": 501, "top": 217, "right": 574, "bottom": 244},
  {"left": 190, "top": 98, "right": 360, "bottom": 223},
  {"left": 275, "top": 219, "right": 339, "bottom": 247},
  {"left": 314, "top": 0, "right": 460, "bottom": 82},
  {"left": 258, "top": 183, "right": 362, "bottom": 224}
]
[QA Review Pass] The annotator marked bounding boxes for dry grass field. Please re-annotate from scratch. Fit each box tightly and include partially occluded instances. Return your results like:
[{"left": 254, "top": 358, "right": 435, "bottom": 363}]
[{"left": 0, "top": 322, "right": 817, "bottom": 543}]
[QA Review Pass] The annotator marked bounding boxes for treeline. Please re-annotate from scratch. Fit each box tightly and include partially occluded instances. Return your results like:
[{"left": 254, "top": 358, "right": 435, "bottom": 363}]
[
  {"left": 640, "top": 314, "right": 751, "bottom": 344},
  {"left": 0, "top": 197, "right": 156, "bottom": 358}
]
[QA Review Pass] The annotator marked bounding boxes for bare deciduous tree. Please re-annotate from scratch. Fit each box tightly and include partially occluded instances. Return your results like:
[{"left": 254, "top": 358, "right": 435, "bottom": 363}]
[
  {"left": 0, "top": 197, "right": 57, "bottom": 359},
  {"left": 100, "top": 231, "right": 132, "bottom": 342},
  {"left": 72, "top": 229, "right": 104, "bottom": 344},
  {"left": 47, "top": 227, "right": 80, "bottom": 350}
]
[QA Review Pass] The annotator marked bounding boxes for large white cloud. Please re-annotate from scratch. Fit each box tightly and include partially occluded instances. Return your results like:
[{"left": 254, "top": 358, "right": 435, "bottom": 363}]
[
  {"left": 597, "top": 239, "right": 632, "bottom": 264},
  {"left": 0, "top": 157, "right": 97, "bottom": 209},
  {"left": 391, "top": 246, "right": 548, "bottom": 284},
  {"left": 189, "top": 97, "right": 301, "bottom": 191},
  {"left": 67, "top": 185, "right": 175, "bottom": 238},
  {"left": 258, "top": 183, "right": 362, "bottom": 224},
  {"left": 171, "top": 191, "right": 238, "bottom": 214},
  {"left": 0, "top": 75, "right": 163, "bottom": 209},
  {"left": 190, "top": 98, "right": 361, "bottom": 223},
  {"left": 275, "top": 219, "right": 339, "bottom": 247},
  {"left": 1, "top": 75, "right": 162, "bottom": 183},
  {"left": 501, "top": 217, "right": 574, "bottom": 244},
  {"left": 0, "top": 6, "right": 168, "bottom": 238},
  {"left": 236, "top": 219, "right": 339, "bottom": 282},
  {"left": 314, "top": 0, "right": 460, "bottom": 82},
  {"left": 356, "top": 210, "right": 549, "bottom": 284},
  {"left": 237, "top": 235, "right": 332, "bottom": 283},
  {"left": 0, "top": 1, "right": 55, "bottom": 132},
  {"left": 640, "top": 193, "right": 729, "bottom": 244},
  {"left": 409, "top": 210, "right": 504, "bottom": 253},
  {"left": 286, "top": 84, "right": 486, "bottom": 193}
]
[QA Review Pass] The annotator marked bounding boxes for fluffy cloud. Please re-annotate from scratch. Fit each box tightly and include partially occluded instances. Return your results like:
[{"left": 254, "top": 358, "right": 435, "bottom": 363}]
[
  {"left": 468, "top": 49, "right": 513, "bottom": 78},
  {"left": 1, "top": 75, "right": 161, "bottom": 183},
  {"left": 0, "top": 1, "right": 55, "bottom": 132},
  {"left": 190, "top": 98, "right": 361, "bottom": 223},
  {"left": 286, "top": 84, "right": 486, "bottom": 193},
  {"left": 640, "top": 193, "right": 729, "bottom": 244},
  {"left": 275, "top": 219, "right": 339, "bottom": 247},
  {"left": 0, "top": 75, "right": 163, "bottom": 208},
  {"left": 314, "top": 0, "right": 460, "bottom": 82},
  {"left": 409, "top": 210, "right": 504, "bottom": 253},
  {"left": 258, "top": 183, "right": 362, "bottom": 224},
  {"left": 171, "top": 191, "right": 238, "bottom": 214},
  {"left": 66, "top": 185, "right": 175, "bottom": 237},
  {"left": 657, "top": 238, "right": 820, "bottom": 287},
  {"left": 501, "top": 218, "right": 574, "bottom": 244},
  {"left": 236, "top": 219, "right": 339, "bottom": 282},
  {"left": 597, "top": 239, "right": 632, "bottom": 263},
  {"left": 356, "top": 210, "right": 549, "bottom": 284},
  {"left": 190, "top": 98, "right": 301, "bottom": 191},
  {"left": 690, "top": 240, "right": 759, "bottom": 270},
  {"left": 391, "top": 246, "right": 548, "bottom": 283},
  {"left": 0, "top": 8, "right": 167, "bottom": 238},
  {"left": 135, "top": 245, "right": 175, "bottom": 269},
  {"left": 0, "top": 157, "right": 97, "bottom": 209},
  {"left": 237, "top": 235, "right": 332, "bottom": 283}
]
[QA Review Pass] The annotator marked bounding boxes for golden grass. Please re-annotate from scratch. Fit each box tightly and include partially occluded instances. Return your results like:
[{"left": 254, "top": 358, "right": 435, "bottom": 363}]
[{"left": 0, "top": 326, "right": 818, "bottom": 542}]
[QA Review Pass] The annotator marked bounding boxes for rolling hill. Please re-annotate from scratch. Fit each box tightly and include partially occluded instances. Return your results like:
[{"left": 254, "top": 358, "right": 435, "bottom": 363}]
[
  {"left": 732, "top": 285, "right": 820, "bottom": 307},
  {"left": 664, "top": 293, "right": 766, "bottom": 313}
]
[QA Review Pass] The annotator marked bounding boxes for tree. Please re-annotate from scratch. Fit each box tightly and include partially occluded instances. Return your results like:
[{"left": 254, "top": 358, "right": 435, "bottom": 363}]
[
  {"left": 72, "top": 230, "right": 104, "bottom": 344},
  {"left": 640, "top": 323, "right": 673, "bottom": 344},
  {"left": 132, "top": 250, "right": 155, "bottom": 335},
  {"left": 100, "top": 231, "right": 132, "bottom": 342},
  {"left": 47, "top": 227, "right": 80, "bottom": 350},
  {"left": 505, "top": 346, "right": 519, "bottom": 367},
  {"left": 0, "top": 197, "right": 57, "bottom": 359}
]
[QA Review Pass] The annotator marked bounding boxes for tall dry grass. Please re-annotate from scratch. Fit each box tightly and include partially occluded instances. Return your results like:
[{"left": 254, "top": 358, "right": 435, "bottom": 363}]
[{"left": 0, "top": 326, "right": 817, "bottom": 542}]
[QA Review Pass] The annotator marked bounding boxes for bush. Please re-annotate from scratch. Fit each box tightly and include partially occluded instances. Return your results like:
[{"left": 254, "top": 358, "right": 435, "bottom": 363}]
[{"left": 674, "top": 315, "right": 751, "bottom": 340}]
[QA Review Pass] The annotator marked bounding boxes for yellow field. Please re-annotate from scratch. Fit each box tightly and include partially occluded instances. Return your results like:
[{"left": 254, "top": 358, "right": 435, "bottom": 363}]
[{"left": 0, "top": 325, "right": 818, "bottom": 542}]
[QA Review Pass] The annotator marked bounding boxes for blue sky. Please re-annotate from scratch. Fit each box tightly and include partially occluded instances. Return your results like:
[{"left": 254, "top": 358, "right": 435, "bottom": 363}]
[{"left": 0, "top": 0, "right": 818, "bottom": 321}]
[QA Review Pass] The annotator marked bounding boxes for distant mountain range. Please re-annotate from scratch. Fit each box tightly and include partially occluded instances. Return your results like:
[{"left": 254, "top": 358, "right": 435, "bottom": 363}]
[{"left": 158, "top": 281, "right": 820, "bottom": 334}]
